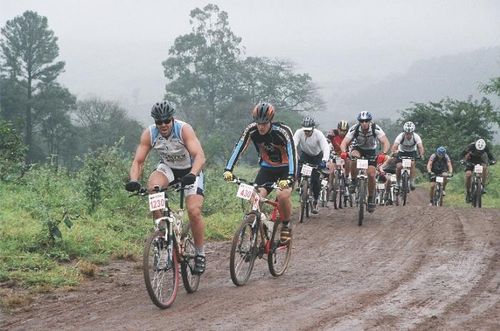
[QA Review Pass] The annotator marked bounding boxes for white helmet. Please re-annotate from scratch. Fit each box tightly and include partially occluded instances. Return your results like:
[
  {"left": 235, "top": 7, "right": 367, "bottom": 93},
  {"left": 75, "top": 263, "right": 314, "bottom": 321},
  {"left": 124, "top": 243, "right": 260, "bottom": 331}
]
[
  {"left": 403, "top": 121, "right": 415, "bottom": 133},
  {"left": 475, "top": 138, "right": 486, "bottom": 151}
]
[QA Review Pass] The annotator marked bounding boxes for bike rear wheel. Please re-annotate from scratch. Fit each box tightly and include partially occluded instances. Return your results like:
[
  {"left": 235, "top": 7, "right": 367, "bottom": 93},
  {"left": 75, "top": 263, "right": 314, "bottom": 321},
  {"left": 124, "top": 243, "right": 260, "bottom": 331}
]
[
  {"left": 230, "top": 214, "right": 258, "bottom": 286},
  {"left": 268, "top": 221, "right": 292, "bottom": 277},
  {"left": 299, "top": 179, "right": 308, "bottom": 223},
  {"left": 180, "top": 231, "right": 200, "bottom": 293},
  {"left": 143, "top": 231, "right": 179, "bottom": 309},
  {"left": 401, "top": 173, "right": 408, "bottom": 206},
  {"left": 358, "top": 179, "right": 366, "bottom": 226}
]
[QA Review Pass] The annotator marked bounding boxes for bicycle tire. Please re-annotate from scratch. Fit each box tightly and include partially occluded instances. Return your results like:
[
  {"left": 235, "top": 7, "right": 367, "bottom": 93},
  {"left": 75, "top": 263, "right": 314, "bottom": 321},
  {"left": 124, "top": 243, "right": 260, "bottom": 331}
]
[
  {"left": 320, "top": 184, "right": 327, "bottom": 208},
  {"left": 180, "top": 232, "right": 200, "bottom": 293},
  {"left": 268, "top": 221, "right": 292, "bottom": 277},
  {"left": 332, "top": 172, "right": 340, "bottom": 209},
  {"left": 230, "top": 214, "right": 258, "bottom": 286},
  {"left": 474, "top": 179, "right": 482, "bottom": 208},
  {"left": 471, "top": 181, "right": 478, "bottom": 207},
  {"left": 143, "top": 231, "right": 179, "bottom": 309},
  {"left": 433, "top": 184, "right": 442, "bottom": 207},
  {"left": 299, "top": 179, "right": 308, "bottom": 223},
  {"left": 401, "top": 172, "right": 408, "bottom": 206},
  {"left": 358, "top": 179, "right": 366, "bottom": 226}
]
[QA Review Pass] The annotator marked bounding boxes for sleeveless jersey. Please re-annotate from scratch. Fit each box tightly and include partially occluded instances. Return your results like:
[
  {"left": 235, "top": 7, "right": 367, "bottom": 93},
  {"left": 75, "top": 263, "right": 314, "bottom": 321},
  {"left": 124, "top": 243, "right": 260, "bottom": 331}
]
[
  {"left": 394, "top": 132, "right": 422, "bottom": 152},
  {"left": 345, "top": 123, "right": 385, "bottom": 150},
  {"left": 149, "top": 120, "right": 192, "bottom": 169}
]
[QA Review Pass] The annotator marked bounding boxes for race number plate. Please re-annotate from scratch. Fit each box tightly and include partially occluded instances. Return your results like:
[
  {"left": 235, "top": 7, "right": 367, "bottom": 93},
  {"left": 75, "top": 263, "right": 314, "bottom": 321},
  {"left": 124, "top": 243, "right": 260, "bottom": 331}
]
[
  {"left": 436, "top": 176, "right": 444, "bottom": 183},
  {"left": 321, "top": 179, "right": 328, "bottom": 187},
  {"left": 236, "top": 183, "right": 254, "bottom": 200},
  {"left": 301, "top": 164, "right": 313, "bottom": 176},
  {"left": 474, "top": 164, "right": 483, "bottom": 174},
  {"left": 149, "top": 192, "right": 165, "bottom": 211},
  {"left": 402, "top": 159, "right": 412, "bottom": 168},
  {"left": 357, "top": 159, "right": 368, "bottom": 170},
  {"left": 390, "top": 174, "right": 397, "bottom": 183},
  {"left": 335, "top": 157, "right": 344, "bottom": 165},
  {"left": 377, "top": 183, "right": 385, "bottom": 190}
]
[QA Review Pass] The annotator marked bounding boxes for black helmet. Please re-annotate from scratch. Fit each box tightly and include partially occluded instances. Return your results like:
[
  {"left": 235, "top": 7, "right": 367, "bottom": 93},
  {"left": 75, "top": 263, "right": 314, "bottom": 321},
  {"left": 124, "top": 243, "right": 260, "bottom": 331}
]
[
  {"left": 252, "top": 102, "right": 275, "bottom": 123},
  {"left": 151, "top": 101, "right": 174, "bottom": 121}
]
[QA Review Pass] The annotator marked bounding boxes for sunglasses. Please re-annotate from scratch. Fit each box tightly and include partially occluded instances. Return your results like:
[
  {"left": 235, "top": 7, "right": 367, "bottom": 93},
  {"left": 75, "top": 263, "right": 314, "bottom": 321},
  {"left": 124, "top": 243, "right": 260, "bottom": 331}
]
[
  {"left": 359, "top": 119, "right": 370, "bottom": 123},
  {"left": 155, "top": 118, "right": 173, "bottom": 125}
]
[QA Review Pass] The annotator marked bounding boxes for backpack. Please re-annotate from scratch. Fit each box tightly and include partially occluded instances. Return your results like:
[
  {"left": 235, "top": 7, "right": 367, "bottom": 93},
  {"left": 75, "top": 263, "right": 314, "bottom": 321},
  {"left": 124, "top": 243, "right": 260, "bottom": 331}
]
[{"left": 352, "top": 122, "right": 377, "bottom": 139}]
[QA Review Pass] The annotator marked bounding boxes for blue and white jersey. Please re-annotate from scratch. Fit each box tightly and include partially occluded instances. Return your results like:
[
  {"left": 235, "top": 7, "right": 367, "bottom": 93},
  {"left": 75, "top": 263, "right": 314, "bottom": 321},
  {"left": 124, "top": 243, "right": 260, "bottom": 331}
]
[{"left": 149, "top": 120, "right": 192, "bottom": 169}]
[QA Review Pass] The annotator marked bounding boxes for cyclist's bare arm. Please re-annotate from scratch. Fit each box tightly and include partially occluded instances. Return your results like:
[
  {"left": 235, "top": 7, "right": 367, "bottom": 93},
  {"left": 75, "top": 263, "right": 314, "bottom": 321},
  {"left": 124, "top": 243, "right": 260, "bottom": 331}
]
[
  {"left": 447, "top": 159, "right": 453, "bottom": 173},
  {"left": 417, "top": 142, "right": 425, "bottom": 158},
  {"left": 130, "top": 128, "right": 153, "bottom": 181},
  {"left": 181, "top": 123, "right": 206, "bottom": 176},
  {"left": 379, "top": 135, "right": 390, "bottom": 154},
  {"left": 339, "top": 136, "right": 352, "bottom": 153}
]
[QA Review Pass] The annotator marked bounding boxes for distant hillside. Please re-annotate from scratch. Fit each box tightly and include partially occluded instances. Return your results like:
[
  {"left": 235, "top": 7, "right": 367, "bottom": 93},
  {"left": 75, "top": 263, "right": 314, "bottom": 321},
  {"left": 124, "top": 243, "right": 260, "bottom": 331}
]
[{"left": 316, "top": 46, "right": 500, "bottom": 129}]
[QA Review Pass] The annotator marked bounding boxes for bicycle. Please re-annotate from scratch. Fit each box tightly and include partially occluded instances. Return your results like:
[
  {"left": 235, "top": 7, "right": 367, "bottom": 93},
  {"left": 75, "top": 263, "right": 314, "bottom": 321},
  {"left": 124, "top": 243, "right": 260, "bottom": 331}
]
[
  {"left": 319, "top": 169, "right": 330, "bottom": 208},
  {"left": 298, "top": 163, "right": 316, "bottom": 222},
  {"left": 399, "top": 156, "right": 414, "bottom": 206},
  {"left": 228, "top": 178, "right": 292, "bottom": 286},
  {"left": 329, "top": 156, "right": 350, "bottom": 209},
  {"left": 352, "top": 156, "right": 372, "bottom": 226},
  {"left": 130, "top": 182, "right": 199, "bottom": 309},
  {"left": 384, "top": 173, "right": 399, "bottom": 206},
  {"left": 374, "top": 175, "right": 386, "bottom": 206},
  {"left": 429, "top": 172, "right": 453, "bottom": 207},
  {"left": 462, "top": 161, "right": 484, "bottom": 208}
]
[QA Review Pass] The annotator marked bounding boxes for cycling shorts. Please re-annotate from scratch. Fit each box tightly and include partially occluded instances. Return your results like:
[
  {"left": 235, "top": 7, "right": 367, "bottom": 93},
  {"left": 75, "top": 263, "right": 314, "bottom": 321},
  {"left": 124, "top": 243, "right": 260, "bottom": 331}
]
[
  {"left": 255, "top": 166, "right": 290, "bottom": 193},
  {"left": 156, "top": 163, "right": 204, "bottom": 196}
]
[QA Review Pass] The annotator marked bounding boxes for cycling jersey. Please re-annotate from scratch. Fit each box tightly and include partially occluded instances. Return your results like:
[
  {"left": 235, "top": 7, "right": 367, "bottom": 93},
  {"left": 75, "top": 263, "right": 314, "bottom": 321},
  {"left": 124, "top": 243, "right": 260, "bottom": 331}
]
[
  {"left": 149, "top": 120, "right": 192, "bottom": 169},
  {"left": 345, "top": 123, "right": 386, "bottom": 150},
  {"left": 327, "top": 129, "right": 344, "bottom": 155},
  {"left": 293, "top": 128, "right": 330, "bottom": 163},
  {"left": 225, "top": 122, "right": 297, "bottom": 178},
  {"left": 394, "top": 132, "right": 422, "bottom": 152},
  {"left": 429, "top": 153, "right": 451, "bottom": 174},
  {"left": 461, "top": 143, "right": 495, "bottom": 164}
]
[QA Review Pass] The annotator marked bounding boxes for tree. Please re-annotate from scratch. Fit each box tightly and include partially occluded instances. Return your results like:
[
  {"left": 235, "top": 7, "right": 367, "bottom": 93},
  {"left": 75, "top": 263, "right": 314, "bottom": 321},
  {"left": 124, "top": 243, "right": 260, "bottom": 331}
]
[
  {"left": 0, "top": 11, "right": 65, "bottom": 162},
  {"left": 480, "top": 77, "right": 500, "bottom": 96},
  {"left": 74, "top": 98, "right": 143, "bottom": 154}
]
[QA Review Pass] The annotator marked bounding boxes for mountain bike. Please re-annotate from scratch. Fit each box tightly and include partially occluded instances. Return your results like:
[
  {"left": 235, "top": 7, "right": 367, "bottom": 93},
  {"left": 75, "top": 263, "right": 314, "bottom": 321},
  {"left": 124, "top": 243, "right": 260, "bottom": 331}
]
[
  {"left": 384, "top": 173, "right": 399, "bottom": 206},
  {"left": 430, "top": 172, "right": 452, "bottom": 207},
  {"left": 130, "top": 182, "right": 199, "bottom": 309},
  {"left": 352, "top": 157, "right": 370, "bottom": 226},
  {"left": 399, "top": 156, "right": 414, "bottom": 206},
  {"left": 298, "top": 163, "right": 315, "bottom": 222},
  {"left": 463, "top": 161, "right": 484, "bottom": 208},
  {"left": 330, "top": 156, "right": 349, "bottom": 209},
  {"left": 228, "top": 178, "right": 292, "bottom": 286},
  {"left": 319, "top": 169, "right": 330, "bottom": 208}
]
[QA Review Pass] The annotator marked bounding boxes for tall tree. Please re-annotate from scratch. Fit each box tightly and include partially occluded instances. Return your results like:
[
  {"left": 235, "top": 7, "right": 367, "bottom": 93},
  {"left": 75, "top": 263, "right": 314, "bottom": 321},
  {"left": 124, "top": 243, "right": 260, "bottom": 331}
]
[{"left": 0, "top": 11, "right": 65, "bottom": 162}]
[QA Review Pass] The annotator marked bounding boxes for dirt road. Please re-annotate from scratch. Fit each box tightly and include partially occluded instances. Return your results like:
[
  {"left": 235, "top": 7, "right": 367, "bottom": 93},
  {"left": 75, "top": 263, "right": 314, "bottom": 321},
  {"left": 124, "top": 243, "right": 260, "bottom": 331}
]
[{"left": 2, "top": 188, "right": 500, "bottom": 330}]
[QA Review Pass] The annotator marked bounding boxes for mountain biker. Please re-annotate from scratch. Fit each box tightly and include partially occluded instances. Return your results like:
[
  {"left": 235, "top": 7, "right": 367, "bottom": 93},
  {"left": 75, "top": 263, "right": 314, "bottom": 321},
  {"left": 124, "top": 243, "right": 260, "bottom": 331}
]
[
  {"left": 460, "top": 138, "right": 496, "bottom": 201},
  {"left": 223, "top": 102, "right": 297, "bottom": 243},
  {"left": 377, "top": 153, "right": 398, "bottom": 203},
  {"left": 391, "top": 121, "right": 425, "bottom": 191},
  {"left": 293, "top": 116, "right": 330, "bottom": 214},
  {"left": 426, "top": 146, "right": 453, "bottom": 206},
  {"left": 339, "top": 111, "right": 390, "bottom": 213},
  {"left": 125, "top": 101, "right": 207, "bottom": 274},
  {"left": 327, "top": 120, "right": 352, "bottom": 186}
]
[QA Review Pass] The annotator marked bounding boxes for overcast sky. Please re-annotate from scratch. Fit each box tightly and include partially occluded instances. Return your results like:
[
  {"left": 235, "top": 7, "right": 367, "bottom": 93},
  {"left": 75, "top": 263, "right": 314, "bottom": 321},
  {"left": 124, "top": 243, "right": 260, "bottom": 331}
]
[{"left": 1, "top": 0, "right": 500, "bottom": 123}]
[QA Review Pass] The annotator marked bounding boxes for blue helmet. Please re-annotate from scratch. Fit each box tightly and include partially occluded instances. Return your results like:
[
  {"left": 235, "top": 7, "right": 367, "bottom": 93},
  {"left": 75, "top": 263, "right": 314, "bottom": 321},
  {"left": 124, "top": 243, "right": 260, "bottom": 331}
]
[
  {"left": 357, "top": 111, "right": 372, "bottom": 121},
  {"left": 436, "top": 146, "right": 446, "bottom": 156}
]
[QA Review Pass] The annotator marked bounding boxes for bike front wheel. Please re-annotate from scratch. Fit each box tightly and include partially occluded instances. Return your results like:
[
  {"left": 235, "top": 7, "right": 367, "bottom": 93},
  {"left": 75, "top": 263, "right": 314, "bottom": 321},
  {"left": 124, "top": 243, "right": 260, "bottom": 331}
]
[
  {"left": 143, "top": 231, "right": 179, "bottom": 309},
  {"left": 230, "top": 214, "right": 258, "bottom": 286},
  {"left": 358, "top": 179, "right": 366, "bottom": 226},
  {"left": 401, "top": 173, "right": 408, "bottom": 206},
  {"left": 268, "top": 221, "right": 292, "bottom": 277},
  {"left": 299, "top": 180, "right": 309, "bottom": 223},
  {"left": 180, "top": 231, "right": 200, "bottom": 293}
]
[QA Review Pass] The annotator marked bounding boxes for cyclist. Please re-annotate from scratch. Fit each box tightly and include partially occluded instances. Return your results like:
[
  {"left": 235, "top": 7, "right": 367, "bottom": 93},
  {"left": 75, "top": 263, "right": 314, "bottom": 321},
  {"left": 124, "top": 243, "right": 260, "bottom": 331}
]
[
  {"left": 327, "top": 120, "right": 352, "bottom": 185},
  {"left": 426, "top": 146, "right": 453, "bottom": 205},
  {"left": 377, "top": 153, "right": 398, "bottom": 203},
  {"left": 391, "top": 121, "right": 425, "bottom": 191},
  {"left": 460, "top": 138, "right": 496, "bottom": 201},
  {"left": 339, "top": 111, "right": 390, "bottom": 213},
  {"left": 125, "top": 101, "right": 207, "bottom": 274},
  {"left": 293, "top": 116, "right": 330, "bottom": 214},
  {"left": 223, "top": 102, "right": 297, "bottom": 242}
]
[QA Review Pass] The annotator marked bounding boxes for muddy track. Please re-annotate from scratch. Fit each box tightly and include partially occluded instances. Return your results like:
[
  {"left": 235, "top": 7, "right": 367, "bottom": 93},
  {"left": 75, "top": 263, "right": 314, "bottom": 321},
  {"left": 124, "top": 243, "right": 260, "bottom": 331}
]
[{"left": 2, "top": 188, "right": 500, "bottom": 330}]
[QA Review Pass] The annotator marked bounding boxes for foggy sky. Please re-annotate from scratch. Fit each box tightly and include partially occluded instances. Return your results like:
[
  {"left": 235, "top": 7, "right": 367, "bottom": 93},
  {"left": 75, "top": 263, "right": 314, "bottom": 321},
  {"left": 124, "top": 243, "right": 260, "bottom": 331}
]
[{"left": 1, "top": 0, "right": 500, "bottom": 124}]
